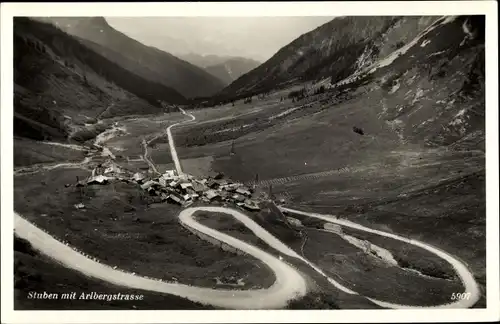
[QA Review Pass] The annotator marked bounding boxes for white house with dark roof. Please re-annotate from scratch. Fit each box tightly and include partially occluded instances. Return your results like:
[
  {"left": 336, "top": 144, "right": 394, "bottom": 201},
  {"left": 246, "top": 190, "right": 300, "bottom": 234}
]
[
  {"left": 236, "top": 187, "right": 252, "bottom": 196},
  {"left": 205, "top": 190, "right": 221, "bottom": 200},
  {"left": 192, "top": 181, "right": 207, "bottom": 193},
  {"left": 242, "top": 199, "right": 260, "bottom": 211},
  {"left": 163, "top": 170, "right": 177, "bottom": 178},
  {"left": 180, "top": 182, "right": 193, "bottom": 190},
  {"left": 168, "top": 194, "right": 183, "bottom": 205}
]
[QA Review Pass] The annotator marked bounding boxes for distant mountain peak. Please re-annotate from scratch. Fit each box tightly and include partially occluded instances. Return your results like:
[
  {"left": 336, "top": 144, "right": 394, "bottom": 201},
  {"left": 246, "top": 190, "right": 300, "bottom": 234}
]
[
  {"left": 203, "top": 57, "right": 262, "bottom": 86},
  {"left": 46, "top": 16, "right": 110, "bottom": 32}
]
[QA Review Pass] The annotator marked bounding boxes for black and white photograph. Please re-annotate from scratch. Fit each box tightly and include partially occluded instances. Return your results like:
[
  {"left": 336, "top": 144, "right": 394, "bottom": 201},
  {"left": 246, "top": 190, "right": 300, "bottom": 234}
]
[{"left": 1, "top": 1, "right": 498, "bottom": 323}]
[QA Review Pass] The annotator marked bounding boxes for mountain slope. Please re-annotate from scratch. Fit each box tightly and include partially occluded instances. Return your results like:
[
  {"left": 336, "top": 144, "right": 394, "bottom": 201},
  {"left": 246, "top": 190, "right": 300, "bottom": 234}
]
[
  {"left": 175, "top": 15, "right": 484, "bottom": 178},
  {"left": 13, "top": 17, "right": 169, "bottom": 142},
  {"left": 205, "top": 58, "right": 261, "bottom": 85},
  {"left": 39, "top": 17, "right": 226, "bottom": 98},
  {"left": 219, "top": 17, "right": 439, "bottom": 97},
  {"left": 178, "top": 53, "right": 235, "bottom": 68},
  {"left": 362, "top": 15, "right": 485, "bottom": 149}
]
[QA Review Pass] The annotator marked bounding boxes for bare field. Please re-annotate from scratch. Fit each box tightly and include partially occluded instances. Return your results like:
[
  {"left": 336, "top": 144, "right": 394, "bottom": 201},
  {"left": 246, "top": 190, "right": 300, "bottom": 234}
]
[
  {"left": 189, "top": 101, "right": 267, "bottom": 124},
  {"left": 283, "top": 169, "right": 486, "bottom": 307},
  {"left": 301, "top": 228, "right": 463, "bottom": 306},
  {"left": 176, "top": 94, "right": 403, "bottom": 182},
  {"left": 114, "top": 159, "right": 150, "bottom": 174},
  {"left": 193, "top": 208, "right": 381, "bottom": 309},
  {"left": 263, "top": 148, "right": 484, "bottom": 207},
  {"left": 180, "top": 156, "right": 216, "bottom": 178},
  {"left": 14, "top": 138, "right": 88, "bottom": 167},
  {"left": 104, "top": 113, "right": 186, "bottom": 158},
  {"left": 14, "top": 236, "right": 214, "bottom": 310}
]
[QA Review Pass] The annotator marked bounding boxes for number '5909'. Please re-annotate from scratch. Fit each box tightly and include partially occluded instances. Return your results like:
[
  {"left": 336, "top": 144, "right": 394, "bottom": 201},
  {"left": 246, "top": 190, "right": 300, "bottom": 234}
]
[{"left": 451, "top": 292, "right": 471, "bottom": 300}]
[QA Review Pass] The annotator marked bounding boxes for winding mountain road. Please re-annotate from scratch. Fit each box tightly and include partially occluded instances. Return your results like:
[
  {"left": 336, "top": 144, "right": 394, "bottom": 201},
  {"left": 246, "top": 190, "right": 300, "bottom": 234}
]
[
  {"left": 279, "top": 207, "right": 481, "bottom": 309},
  {"left": 167, "top": 107, "right": 195, "bottom": 175},
  {"left": 14, "top": 208, "right": 307, "bottom": 309},
  {"left": 14, "top": 106, "right": 481, "bottom": 309}
]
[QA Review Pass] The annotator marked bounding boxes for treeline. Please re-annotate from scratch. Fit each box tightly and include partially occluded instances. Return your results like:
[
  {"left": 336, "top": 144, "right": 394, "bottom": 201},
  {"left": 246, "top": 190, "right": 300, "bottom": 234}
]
[
  {"left": 288, "top": 85, "right": 326, "bottom": 101},
  {"left": 173, "top": 119, "right": 273, "bottom": 148},
  {"left": 183, "top": 43, "right": 382, "bottom": 109},
  {"left": 160, "top": 109, "right": 276, "bottom": 147},
  {"left": 187, "top": 86, "right": 277, "bottom": 109},
  {"left": 14, "top": 113, "right": 68, "bottom": 142},
  {"left": 14, "top": 33, "right": 52, "bottom": 90},
  {"left": 327, "top": 42, "right": 371, "bottom": 85},
  {"left": 14, "top": 18, "right": 186, "bottom": 107},
  {"left": 172, "top": 104, "right": 319, "bottom": 148}
]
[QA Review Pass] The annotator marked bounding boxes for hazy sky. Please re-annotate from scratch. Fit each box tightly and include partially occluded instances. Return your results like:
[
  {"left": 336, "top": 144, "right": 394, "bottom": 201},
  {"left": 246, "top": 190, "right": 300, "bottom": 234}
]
[{"left": 105, "top": 16, "right": 334, "bottom": 61}]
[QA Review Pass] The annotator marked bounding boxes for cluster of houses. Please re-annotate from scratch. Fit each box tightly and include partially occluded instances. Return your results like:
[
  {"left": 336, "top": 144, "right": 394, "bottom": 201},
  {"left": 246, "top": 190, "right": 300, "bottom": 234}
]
[
  {"left": 78, "top": 160, "right": 261, "bottom": 212},
  {"left": 136, "top": 169, "right": 261, "bottom": 211}
]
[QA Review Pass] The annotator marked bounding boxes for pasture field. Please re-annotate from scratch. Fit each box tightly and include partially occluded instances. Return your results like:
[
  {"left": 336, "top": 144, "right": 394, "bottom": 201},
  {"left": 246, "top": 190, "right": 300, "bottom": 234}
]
[{"left": 14, "top": 168, "right": 273, "bottom": 289}]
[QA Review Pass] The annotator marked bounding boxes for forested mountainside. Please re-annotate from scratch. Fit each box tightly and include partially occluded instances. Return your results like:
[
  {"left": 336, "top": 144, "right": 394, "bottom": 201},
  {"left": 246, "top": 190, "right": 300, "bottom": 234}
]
[
  {"left": 219, "top": 17, "right": 439, "bottom": 96},
  {"left": 206, "top": 16, "right": 485, "bottom": 150},
  {"left": 38, "top": 17, "right": 226, "bottom": 98},
  {"left": 14, "top": 17, "right": 177, "bottom": 142}
]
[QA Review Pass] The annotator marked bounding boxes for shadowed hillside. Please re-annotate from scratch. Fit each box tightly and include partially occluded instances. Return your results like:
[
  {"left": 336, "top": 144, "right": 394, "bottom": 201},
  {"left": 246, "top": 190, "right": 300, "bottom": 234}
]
[
  {"left": 13, "top": 17, "right": 186, "bottom": 142},
  {"left": 38, "top": 17, "right": 226, "bottom": 98}
]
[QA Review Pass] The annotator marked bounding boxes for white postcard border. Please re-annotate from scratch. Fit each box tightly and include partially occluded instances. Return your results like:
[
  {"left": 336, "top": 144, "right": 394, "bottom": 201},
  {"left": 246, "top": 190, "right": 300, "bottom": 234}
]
[{"left": 1, "top": 1, "right": 498, "bottom": 323}]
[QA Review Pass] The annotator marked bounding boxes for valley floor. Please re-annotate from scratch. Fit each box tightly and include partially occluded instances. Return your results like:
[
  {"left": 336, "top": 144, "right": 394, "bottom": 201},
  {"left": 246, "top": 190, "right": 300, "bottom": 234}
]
[{"left": 13, "top": 87, "right": 486, "bottom": 309}]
